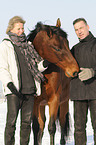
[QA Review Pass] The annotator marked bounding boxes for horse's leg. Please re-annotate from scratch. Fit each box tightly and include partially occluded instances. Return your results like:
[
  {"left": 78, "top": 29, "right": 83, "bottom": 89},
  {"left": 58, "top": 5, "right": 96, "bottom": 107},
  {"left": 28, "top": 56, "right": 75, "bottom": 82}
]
[
  {"left": 32, "top": 101, "right": 46, "bottom": 145},
  {"left": 59, "top": 100, "right": 69, "bottom": 145},
  {"left": 37, "top": 105, "right": 46, "bottom": 145},
  {"left": 48, "top": 99, "right": 59, "bottom": 145}
]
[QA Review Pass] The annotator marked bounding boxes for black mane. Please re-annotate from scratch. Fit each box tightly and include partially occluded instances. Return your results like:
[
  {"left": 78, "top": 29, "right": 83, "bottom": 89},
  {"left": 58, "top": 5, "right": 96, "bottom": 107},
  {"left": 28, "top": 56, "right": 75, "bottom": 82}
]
[{"left": 27, "top": 22, "right": 67, "bottom": 42}]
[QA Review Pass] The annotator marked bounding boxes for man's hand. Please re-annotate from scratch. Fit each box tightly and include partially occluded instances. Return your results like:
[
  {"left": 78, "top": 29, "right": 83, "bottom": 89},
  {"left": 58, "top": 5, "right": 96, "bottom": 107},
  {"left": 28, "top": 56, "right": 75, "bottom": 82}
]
[{"left": 78, "top": 68, "right": 95, "bottom": 81}]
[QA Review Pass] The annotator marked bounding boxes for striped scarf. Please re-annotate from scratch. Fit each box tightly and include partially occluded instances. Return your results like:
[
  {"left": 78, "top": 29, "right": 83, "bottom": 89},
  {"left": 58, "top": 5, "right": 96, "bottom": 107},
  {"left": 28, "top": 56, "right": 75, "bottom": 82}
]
[{"left": 7, "top": 32, "right": 45, "bottom": 83}]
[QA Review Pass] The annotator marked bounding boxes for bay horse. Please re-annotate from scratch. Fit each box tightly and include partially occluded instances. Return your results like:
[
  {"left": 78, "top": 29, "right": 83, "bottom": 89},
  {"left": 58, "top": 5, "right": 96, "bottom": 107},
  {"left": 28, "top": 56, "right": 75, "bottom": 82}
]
[{"left": 27, "top": 21, "right": 79, "bottom": 145}]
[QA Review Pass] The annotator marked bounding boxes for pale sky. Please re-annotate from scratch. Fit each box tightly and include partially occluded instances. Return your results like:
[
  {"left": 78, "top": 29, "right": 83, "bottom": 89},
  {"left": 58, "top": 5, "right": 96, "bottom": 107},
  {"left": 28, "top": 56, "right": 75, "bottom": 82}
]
[
  {"left": 0, "top": 0, "right": 96, "bottom": 48},
  {"left": 0, "top": 0, "right": 96, "bottom": 89}
]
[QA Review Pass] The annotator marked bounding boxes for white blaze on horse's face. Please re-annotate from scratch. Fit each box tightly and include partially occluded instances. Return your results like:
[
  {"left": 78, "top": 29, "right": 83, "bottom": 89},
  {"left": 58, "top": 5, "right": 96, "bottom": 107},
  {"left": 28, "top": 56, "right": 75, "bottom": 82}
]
[{"left": 11, "top": 22, "right": 24, "bottom": 36}]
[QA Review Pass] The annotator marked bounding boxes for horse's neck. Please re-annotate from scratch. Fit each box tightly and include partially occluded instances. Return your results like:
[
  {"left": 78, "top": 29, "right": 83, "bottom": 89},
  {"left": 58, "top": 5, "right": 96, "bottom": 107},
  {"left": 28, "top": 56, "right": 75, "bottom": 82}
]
[{"left": 44, "top": 64, "right": 70, "bottom": 83}]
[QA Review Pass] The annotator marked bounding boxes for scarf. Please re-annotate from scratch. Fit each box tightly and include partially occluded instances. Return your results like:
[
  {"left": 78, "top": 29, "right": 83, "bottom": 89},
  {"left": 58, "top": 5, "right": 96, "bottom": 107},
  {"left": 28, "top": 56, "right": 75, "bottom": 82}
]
[{"left": 7, "top": 32, "right": 45, "bottom": 83}]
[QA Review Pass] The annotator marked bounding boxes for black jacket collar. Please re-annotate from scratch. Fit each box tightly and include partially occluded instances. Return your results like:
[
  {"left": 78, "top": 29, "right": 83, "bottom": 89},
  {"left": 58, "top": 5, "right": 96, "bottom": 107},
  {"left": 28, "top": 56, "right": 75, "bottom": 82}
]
[{"left": 79, "top": 31, "right": 94, "bottom": 43}]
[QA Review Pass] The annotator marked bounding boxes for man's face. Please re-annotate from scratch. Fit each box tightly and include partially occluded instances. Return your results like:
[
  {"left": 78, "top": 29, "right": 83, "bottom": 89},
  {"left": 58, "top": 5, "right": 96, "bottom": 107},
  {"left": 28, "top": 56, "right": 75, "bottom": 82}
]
[{"left": 74, "top": 21, "right": 89, "bottom": 40}]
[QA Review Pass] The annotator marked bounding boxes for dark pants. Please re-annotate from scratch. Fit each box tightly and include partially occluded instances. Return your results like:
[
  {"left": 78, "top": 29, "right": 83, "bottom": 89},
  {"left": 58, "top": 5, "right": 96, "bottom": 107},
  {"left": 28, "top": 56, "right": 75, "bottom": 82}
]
[
  {"left": 4, "top": 94, "right": 34, "bottom": 145},
  {"left": 74, "top": 100, "right": 96, "bottom": 145}
]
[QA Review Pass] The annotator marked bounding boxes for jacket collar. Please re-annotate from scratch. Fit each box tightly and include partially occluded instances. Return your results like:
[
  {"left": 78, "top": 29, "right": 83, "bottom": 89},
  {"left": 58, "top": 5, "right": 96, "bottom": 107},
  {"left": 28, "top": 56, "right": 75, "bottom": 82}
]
[
  {"left": 79, "top": 31, "right": 94, "bottom": 43},
  {"left": 3, "top": 36, "right": 13, "bottom": 47}
]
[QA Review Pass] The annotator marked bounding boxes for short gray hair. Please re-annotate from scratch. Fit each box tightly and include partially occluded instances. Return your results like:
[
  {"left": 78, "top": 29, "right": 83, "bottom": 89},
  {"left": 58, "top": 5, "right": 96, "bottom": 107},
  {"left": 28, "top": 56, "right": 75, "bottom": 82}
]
[{"left": 6, "top": 16, "right": 26, "bottom": 34}]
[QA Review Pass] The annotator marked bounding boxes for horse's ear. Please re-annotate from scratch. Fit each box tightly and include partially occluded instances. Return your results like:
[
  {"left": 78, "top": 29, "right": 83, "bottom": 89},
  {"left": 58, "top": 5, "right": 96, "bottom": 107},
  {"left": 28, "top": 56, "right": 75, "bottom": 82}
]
[{"left": 56, "top": 18, "right": 61, "bottom": 27}]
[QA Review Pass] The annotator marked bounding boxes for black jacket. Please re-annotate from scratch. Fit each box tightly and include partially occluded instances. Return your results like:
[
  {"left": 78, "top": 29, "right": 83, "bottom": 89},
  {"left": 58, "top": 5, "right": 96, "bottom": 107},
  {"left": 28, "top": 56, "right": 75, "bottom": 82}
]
[{"left": 70, "top": 32, "right": 96, "bottom": 100}]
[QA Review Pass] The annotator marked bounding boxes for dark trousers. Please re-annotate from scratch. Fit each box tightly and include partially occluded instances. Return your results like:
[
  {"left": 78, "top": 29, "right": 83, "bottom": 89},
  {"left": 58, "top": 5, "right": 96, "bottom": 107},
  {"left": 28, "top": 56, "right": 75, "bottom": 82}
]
[
  {"left": 74, "top": 100, "right": 96, "bottom": 145},
  {"left": 4, "top": 94, "right": 34, "bottom": 145}
]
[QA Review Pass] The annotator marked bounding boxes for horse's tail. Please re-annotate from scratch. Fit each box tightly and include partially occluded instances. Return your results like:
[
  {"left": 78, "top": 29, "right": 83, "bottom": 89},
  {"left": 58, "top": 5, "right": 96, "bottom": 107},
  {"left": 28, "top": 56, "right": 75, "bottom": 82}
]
[{"left": 63, "top": 112, "right": 70, "bottom": 137}]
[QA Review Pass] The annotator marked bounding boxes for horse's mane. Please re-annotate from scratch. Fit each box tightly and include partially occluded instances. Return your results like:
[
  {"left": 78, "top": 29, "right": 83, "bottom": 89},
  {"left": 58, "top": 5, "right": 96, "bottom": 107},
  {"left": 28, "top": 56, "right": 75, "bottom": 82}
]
[{"left": 27, "top": 22, "right": 67, "bottom": 42}]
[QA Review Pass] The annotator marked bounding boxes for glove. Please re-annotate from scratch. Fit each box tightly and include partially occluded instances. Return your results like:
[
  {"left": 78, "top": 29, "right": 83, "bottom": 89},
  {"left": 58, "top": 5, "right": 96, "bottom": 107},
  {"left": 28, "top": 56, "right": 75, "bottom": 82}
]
[
  {"left": 43, "top": 59, "right": 51, "bottom": 68},
  {"left": 7, "top": 82, "right": 24, "bottom": 99},
  {"left": 78, "top": 68, "right": 95, "bottom": 81}
]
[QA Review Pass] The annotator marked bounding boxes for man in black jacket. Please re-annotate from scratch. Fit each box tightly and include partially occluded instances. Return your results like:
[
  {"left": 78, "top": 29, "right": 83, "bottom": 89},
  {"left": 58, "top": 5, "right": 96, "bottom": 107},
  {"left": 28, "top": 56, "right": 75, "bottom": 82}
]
[{"left": 70, "top": 18, "right": 96, "bottom": 145}]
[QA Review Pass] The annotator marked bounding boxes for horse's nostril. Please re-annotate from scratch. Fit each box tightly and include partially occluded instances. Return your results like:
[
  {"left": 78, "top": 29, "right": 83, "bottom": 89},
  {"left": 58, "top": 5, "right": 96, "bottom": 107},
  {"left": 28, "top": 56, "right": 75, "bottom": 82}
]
[{"left": 73, "top": 71, "right": 78, "bottom": 77}]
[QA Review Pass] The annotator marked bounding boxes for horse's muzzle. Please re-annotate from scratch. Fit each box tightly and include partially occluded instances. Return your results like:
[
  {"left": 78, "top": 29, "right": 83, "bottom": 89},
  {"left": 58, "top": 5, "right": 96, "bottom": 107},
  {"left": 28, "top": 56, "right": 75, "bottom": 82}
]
[{"left": 73, "top": 71, "right": 78, "bottom": 77}]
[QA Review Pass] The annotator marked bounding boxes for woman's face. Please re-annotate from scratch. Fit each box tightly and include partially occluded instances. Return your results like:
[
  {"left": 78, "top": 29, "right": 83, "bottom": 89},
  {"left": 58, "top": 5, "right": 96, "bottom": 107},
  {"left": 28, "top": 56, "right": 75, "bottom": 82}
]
[{"left": 11, "top": 22, "right": 24, "bottom": 36}]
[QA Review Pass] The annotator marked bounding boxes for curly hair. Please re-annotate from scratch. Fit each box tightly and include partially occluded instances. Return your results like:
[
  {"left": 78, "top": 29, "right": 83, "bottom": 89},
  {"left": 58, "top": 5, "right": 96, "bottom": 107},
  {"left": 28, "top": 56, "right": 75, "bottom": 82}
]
[{"left": 6, "top": 16, "right": 26, "bottom": 34}]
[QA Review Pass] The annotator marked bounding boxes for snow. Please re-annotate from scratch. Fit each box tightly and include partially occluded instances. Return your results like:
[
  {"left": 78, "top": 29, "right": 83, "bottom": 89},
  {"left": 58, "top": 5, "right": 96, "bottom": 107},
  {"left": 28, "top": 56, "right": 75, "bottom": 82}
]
[{"left": 0, "top": 99, "right": 94, "bottom": 145}]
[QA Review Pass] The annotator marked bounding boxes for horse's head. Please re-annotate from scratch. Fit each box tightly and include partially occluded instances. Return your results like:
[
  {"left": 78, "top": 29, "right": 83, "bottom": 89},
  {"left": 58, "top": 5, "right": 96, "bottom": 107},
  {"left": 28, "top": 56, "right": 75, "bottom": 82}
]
[{"left": 27, "top": 22, "right": 79, "bottom": 78}]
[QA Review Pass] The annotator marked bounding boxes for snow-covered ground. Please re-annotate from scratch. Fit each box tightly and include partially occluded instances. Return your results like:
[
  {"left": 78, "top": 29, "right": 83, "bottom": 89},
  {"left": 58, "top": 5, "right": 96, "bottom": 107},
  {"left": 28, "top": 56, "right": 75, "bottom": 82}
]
[{"left": 0, "top": 98, "right": 94, "bottom": 145}]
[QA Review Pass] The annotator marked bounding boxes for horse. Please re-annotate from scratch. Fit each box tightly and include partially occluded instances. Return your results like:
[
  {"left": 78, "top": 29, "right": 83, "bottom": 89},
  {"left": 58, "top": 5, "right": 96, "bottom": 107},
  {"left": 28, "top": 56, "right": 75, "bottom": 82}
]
[{"left": 27, "top": 21, "right": 79, "bottom": 145}]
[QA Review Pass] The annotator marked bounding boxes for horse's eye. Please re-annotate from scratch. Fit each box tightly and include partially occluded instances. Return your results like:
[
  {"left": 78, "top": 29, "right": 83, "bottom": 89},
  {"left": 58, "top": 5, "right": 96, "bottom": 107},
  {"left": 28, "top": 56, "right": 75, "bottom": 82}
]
[{"left": 50, "top": 45, "right": 61, "bottom": 52}]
